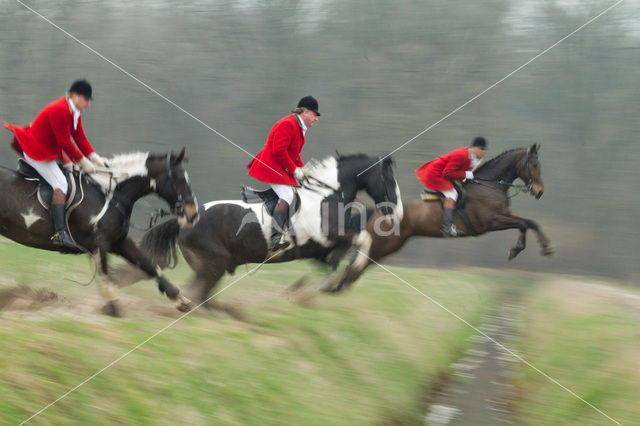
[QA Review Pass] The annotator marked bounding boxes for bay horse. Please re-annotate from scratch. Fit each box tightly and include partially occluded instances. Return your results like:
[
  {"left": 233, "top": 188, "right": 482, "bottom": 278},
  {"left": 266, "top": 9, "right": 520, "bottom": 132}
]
[
  {"left": 134, "top": 154, "right": 403, "bottom": 306},
  {"left": 0, "top": 148, "right": 199, "bottom": 316},
  {"left": 331, "top": 144, "right": 554, "bottom": 292}
]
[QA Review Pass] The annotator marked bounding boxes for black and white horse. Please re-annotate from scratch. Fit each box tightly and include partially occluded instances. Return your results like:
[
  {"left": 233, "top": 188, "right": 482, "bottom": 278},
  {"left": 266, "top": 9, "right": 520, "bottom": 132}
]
[
  {"left": 135, "top": 154, "right": 402, "bottom": 305},
  {"left": 0, "top": 148, "right": 198, "bottom": 316}
]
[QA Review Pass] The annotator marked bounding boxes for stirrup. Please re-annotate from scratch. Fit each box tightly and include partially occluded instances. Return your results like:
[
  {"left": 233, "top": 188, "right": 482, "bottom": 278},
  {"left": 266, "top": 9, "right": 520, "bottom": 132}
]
[
  {"left": 270, "top": 235, "right": 292, "bottom": 251},
  {"left": 442, "top": 224, "right": 459, "bottom": 238},
  {"left": 52, "top": 231, "right": 79, "bottom": 249}
]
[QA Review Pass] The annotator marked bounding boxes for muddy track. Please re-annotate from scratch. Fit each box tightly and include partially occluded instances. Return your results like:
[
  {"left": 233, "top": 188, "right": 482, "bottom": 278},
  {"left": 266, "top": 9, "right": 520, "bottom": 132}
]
[{"left": 424, "top": 295, "right": 522, "bottom": 425}]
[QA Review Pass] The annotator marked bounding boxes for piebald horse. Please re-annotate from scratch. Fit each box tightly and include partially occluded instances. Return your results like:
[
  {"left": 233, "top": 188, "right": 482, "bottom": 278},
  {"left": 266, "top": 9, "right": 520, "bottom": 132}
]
[
  {"left": 136, "top": 153, "right": 403, "bottom": 306},
  {"left": 0, "top": 149, "right": 198, "bottom": 315}
]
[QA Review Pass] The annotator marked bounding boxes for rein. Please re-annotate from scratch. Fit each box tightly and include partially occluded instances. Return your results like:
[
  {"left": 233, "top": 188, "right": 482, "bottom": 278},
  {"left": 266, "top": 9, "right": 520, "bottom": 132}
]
[
  {"left": 470, "top": 148, "right": 535, "bottom": 198},
  {"left": 302, "top": 175, "right": 338, "bottom": 192}
]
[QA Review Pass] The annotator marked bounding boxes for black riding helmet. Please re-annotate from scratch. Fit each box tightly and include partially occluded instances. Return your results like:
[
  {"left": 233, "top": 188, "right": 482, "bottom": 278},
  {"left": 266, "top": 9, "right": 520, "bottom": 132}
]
[
  {"left": 294, "top": 96, "right": 320, "bottom": 116},
  {"left": 69, "top": 79, "right": 92, "bottom": 100},
  {"left": 471, "top": 136, "right": 487, "bottom": 149}
]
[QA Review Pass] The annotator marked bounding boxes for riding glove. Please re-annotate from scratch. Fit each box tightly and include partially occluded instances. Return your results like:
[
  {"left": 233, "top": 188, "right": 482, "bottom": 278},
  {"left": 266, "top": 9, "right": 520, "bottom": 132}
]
[
  {"left": 89, "top": 152, "right": 109, "bottom": 168},
  {"left": 294, "top": 167, "right": 306, "bottom": 181},
  {"left": 465, "top": 171, "right": 474, "bottom": 180},
  {"left": 78, "top": 156, "right": 97, "bottom": 174}
]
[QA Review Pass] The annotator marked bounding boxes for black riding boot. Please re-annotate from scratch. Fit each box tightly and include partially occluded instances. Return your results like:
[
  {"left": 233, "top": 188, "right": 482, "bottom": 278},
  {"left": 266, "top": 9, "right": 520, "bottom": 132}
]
[
  {"left": 51, "top": 203, "right": 79, "bottom": 250},
  {"left": 441, "top": 207, "right": 458, "bottom": 237},
  {"left": 270, "top": 199, "right": 291, "bottom": 250}
]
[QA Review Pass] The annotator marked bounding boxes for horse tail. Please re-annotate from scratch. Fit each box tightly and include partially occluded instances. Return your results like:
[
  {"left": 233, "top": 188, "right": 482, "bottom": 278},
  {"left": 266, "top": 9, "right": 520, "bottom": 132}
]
[{"left": 140, "top": 218, "right": 181, "bottom": 269}]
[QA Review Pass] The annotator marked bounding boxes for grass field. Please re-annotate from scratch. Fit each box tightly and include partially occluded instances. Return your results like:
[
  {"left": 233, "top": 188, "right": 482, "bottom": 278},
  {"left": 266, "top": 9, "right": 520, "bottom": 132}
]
[
  {"left": 0, "top": 238, "right": 516, "bottom": 425},
  {"left": 513, "top": 276, "right": 640, "bottom": 425},
  {"left": 0, "top": 237, "right": 637, "bottom": 425}
]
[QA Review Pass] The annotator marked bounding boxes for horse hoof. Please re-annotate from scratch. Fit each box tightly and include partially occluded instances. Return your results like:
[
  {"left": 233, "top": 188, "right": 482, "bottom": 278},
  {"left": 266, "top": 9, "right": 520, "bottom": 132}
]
[
  {"left": 508, "top": 249, "right": 517, "bottom": 261},
  {"left": 542, "top": 246, "right": 555, "bottom": 256},
  {"left": 176, "top": 302, "right": 193, "bottom": 312},
  {"left": 101, "top": 300, "right": 122, "bottom": 317},
  {"left": 176, "top": 294, "right": 193, "bottom": 312}
]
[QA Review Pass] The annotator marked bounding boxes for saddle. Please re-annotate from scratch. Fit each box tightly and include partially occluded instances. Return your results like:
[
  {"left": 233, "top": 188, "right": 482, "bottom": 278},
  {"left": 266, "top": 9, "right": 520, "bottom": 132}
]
[
  {"left": 419, "top": 182, "right": 477, "bottom": 236},
  {"left": 241, "top": 185, "right": 301, "bottom": 216},
  {"left": 420, "top": 181, "right": 467, "bottom": 210},
  {"left": 17, "top": 158, "right": 76, "bottom": 210}
]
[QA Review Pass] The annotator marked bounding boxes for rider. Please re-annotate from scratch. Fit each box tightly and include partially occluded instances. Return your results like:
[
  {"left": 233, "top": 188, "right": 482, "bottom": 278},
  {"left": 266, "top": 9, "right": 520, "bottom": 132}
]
[
  {"left": 415, "top": 136, "right": 487, "bottom": 237},
  {"left": 3, "top": 79, "right": 108, "bottom": 250},
  {"left": 247, "top": 96, "right": 320, "bottom": 250}
]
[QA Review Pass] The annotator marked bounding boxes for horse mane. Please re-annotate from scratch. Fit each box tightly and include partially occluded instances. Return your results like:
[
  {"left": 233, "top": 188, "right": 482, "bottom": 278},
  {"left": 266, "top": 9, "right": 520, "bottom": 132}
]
[
  {"left": 88, "top": 152, "right": 150, "bottom": 192},
  {"left": 474, "top": 147, "right": 523, "bottom": 173},
  {"left": 106, "top": 152, "right": 150, "bottom": 177},
  {"left": 335, "top": 153, "right": 371, "bottom": 162}
]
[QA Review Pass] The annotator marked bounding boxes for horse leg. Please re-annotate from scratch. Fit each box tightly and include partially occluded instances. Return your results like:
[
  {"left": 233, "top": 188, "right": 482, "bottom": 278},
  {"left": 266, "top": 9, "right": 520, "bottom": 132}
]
[
  {"left": 94, "top": 249, "right": 121, "bottom": 317},
  {"left": 193, "top": 261, "right": 227, "bottom": 309},
  {"left": 509, "top": 228, "right": 526, "bottom": 261},
  {"left": 349, "top": 230, "right": 373, "bottom": 271},
  {"left": 329, "top": 231, "right": 372, "bottom": 293},
  {"left": 517, "top": 216, "right": 554, "bottom": 257},
  {"left": 113, "top": 237, "right": 193, "bottom": 312},
  {"left": 491, "top": 214, "right": 554, "bottom": 260}
]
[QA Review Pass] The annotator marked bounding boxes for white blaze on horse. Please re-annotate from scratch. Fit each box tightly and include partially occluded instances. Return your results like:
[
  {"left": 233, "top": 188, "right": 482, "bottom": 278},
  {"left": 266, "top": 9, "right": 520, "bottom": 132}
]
[
  {"left": 134, "top": 153, "right": 403, "bottom": 306},
  {"left": 0, "top": 148, "right": 199, "bottom": 316}
]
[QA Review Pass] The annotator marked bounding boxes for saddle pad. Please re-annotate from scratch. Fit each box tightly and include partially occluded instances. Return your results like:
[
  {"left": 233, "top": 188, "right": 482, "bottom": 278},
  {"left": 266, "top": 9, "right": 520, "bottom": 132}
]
[
  {"left": 241, "top": 185, "right": 300, "bottom": 216},
  {"left": 420, "top": 192, "right": 441, "bottom": 201},
  {"left": 17, "top": 158, "right": 76, "bottom": 210}
]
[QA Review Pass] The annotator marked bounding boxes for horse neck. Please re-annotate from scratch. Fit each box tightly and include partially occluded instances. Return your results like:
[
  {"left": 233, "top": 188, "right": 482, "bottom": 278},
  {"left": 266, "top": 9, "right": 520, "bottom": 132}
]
[
  {"left": 473, "top": 150, "right": 524, "bottom": 185},
  {"left": 113, "top": 176, "right": 152, "bottom": 212}
]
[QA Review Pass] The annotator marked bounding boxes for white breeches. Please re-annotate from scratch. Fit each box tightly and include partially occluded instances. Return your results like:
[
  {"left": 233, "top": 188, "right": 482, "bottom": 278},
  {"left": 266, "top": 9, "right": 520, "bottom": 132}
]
[
  {"left": 441, "top": 189, "right": 458, "bottom": 201},
  {"left": 23, "top": 153, "right": 68, "bottom": 193},
  {"left": 271, "top": 184, "right": 295, "bottom": 204}
]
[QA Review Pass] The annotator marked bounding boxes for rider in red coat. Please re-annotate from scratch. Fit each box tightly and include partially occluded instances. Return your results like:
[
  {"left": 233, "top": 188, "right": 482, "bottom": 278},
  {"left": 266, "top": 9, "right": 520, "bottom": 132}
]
[
  {"left": 248, "top": 96, "right": 320, "bottom": 250},
  {"left": 415, "top": 137, "right": 487, "bottom": 236},
  {"left": 3, "top": 79, "right": 107, "bottom": 249}
]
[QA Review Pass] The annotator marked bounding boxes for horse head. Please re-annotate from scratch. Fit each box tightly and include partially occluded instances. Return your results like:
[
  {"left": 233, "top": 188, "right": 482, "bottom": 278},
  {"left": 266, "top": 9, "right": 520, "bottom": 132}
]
[
  {"left": 147, "top": 148, "right": 199, "bottom": 226},
  {"left": 520, "top": 143, "right": 544, "bottom": 199},
  {"left": 349, "top": 154, "right": 403, "bottom": 222}
]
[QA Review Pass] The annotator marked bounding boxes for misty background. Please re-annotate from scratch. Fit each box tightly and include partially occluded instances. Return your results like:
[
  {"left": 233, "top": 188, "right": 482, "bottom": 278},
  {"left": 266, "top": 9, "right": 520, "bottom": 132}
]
[{"left": 1, "top": 0, "right": 638, "bottom": 281}]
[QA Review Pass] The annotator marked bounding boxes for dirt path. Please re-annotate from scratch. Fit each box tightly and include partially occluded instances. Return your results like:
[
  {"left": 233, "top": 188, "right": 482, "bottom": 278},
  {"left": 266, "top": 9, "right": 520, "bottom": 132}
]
[{"left": 425, "top": 298, "right": 521, "bottom": 425}]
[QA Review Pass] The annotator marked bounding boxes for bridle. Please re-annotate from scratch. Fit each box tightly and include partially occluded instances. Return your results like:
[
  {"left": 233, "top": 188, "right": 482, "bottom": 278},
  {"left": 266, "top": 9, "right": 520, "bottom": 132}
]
[
  {"left": 472, "top": 148, "right": 537, "bottom": 198},
  {"left": 155, "top": 153, "right": 195, "bottom": 217}
]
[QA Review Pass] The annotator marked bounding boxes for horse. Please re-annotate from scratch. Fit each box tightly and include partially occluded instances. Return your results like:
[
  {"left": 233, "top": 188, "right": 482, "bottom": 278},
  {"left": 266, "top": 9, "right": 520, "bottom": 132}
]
[
  {"left": 0, "top": 148, "right": 199, "bottom": 316},
  {"left": 330, "top": 144, "right": 554, "bottom": 292},
  {"left": 134, "top": 153, "right": 403, "bottom": 306}
]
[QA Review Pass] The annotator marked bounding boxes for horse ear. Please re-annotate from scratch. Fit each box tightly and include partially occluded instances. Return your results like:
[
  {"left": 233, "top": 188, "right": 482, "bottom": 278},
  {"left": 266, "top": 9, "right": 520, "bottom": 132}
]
[
  {"left": 173, "top": 147, "right": 186, "bottom": 164},
  {"left": 530, "top": 143, "right": 539, "bottom": 153},
  {"left": 383, "top": 155, "right": 394, "bottom": 167}
]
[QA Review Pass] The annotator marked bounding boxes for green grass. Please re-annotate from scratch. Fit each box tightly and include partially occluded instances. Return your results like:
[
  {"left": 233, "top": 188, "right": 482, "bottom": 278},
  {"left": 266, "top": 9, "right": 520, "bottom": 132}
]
[
  {"left": 0, "top": 237, "right": 511, "bottom": 425},
  {"left": 512, "top": 277, "right": 640, "bottom": 425}
]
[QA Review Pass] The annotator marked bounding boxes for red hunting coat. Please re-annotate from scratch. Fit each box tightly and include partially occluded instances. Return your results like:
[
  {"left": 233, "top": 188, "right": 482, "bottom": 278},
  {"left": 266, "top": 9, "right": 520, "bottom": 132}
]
[
  {"left": 4, "top": 96, "right": 95, "bottom": 163},
  {"left": 247, "top": 114, "right": 304, "bottom": 185},
  {"left": 415, "top": 147, "right": 472, "bottom": 191}
]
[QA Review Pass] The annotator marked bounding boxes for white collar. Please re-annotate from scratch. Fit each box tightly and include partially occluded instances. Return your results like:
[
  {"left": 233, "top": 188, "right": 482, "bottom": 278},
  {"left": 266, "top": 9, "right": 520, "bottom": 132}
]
[
  {"left": 469, "top": 149, "right": 481, "bottom": 169},
  {"left": 67, "top": 96, "right": 81, "bottom": 130},
  {"left": 296, "top": 114, "right": 307, "bottom": 136}
]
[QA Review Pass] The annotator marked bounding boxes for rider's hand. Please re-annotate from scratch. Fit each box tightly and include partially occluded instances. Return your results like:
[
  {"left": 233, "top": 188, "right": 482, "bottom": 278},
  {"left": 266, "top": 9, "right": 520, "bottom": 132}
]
[
  {"left": 89, "top": 152, "right": 109, "bottom": 168},
  {"left": 78, "top": 156, "right": 97, "bottom": 174},
  {"left": 293, "top": 167, "right": 306, "bottom": 181},
  {"left": 62, "top": 161, "right": 73, "bottom": 171},
  {"left": 465, "top": 171, "right": 474, "bottom": 180}
]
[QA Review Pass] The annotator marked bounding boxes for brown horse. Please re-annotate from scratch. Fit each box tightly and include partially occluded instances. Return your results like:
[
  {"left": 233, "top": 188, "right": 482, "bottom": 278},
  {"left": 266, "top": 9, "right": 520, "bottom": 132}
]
[
  {"left": 331, "top": 144, "right": 554, "bottom": 292},
  {"left": 0, "top": 149, "right": 199, "bottom": 315}
]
